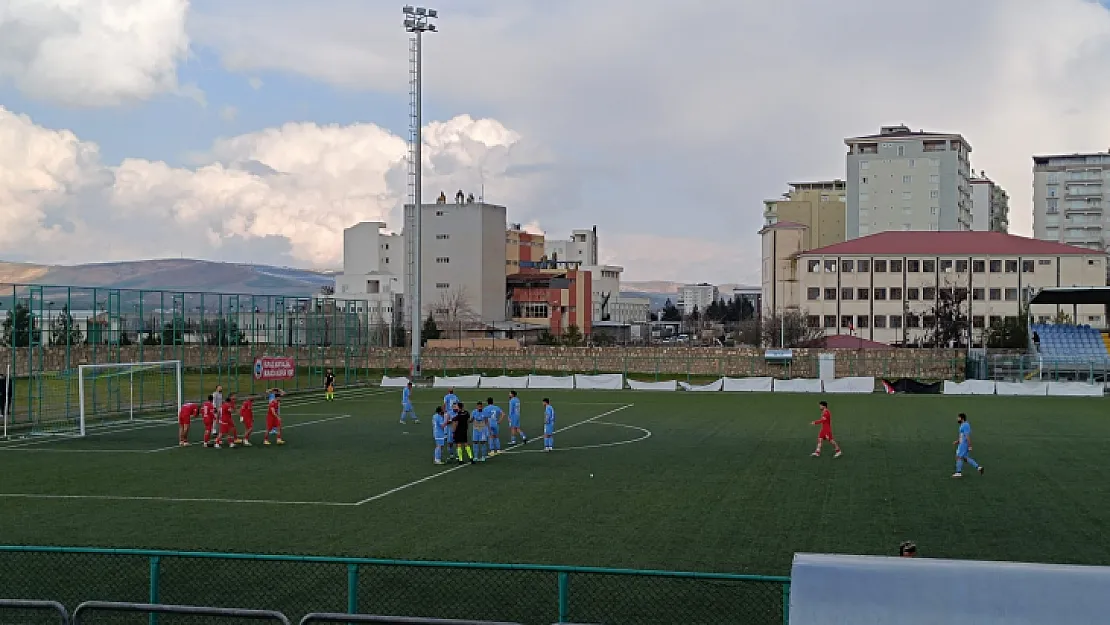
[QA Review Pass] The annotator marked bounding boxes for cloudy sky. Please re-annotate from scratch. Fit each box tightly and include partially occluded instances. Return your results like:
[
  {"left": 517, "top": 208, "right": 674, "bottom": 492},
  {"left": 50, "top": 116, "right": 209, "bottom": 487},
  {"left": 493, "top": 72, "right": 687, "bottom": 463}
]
[{"left": 4, "top": 0, "right": 1110, "bottom": 285}]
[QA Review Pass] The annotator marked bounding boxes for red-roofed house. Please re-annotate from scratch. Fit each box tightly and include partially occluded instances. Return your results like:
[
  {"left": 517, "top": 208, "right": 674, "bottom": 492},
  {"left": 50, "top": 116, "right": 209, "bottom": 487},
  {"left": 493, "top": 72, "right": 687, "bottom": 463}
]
[{"left": 769, "top": 230, "right": 1105, "bottom": 345}]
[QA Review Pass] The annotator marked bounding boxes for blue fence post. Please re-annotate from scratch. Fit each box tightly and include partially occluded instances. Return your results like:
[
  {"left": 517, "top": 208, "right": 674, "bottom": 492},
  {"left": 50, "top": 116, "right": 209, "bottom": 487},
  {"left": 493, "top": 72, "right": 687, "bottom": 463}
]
[
  {"left": 149, "top": 555, "right": 160, "bottom": 625},
  {"left": 782, "top": 581, "right": 790, "bottom": 625},
  {"left": 347, "top": 563, "right": 359, "bottom": 614},
  {"left": 557, "top": 571, "right": 569, "bottom": 623}
]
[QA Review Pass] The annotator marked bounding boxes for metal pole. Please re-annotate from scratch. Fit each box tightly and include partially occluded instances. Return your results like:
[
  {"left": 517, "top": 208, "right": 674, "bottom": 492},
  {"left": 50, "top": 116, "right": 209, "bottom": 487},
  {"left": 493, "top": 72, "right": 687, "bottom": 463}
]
[{"left": 411, "top": 28, "right": 423, "bottom": 379}]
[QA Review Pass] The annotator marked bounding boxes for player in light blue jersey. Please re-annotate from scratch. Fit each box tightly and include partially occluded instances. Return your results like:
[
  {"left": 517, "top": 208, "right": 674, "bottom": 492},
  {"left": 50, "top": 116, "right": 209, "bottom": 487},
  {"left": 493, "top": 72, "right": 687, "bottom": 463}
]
[
  {"left": 472, "top": 401, "right": 490, "bottom": 462},
  {"left": 508, "top": 390, "right": 527, "bottom": 445},
  {"left": 953, "top": 413, "right": 984, "bottom": 478},
  {"left": 485, "top": 397, "right": 504, "bottom": 456},
  {"left": 444, "top": 402, "right": 458, "bottom": 462},
  {"left": 443, "top": 388, "right": 459, "bottom": 460},
  {"left": 542, "top": 398, "right": 555, "bottom": 451},
  {"left": 432, "top": 406, "right": 447, "bottom": 464},
  {"left": 400, "top": 382, "right": 418, "bottom": 424}
]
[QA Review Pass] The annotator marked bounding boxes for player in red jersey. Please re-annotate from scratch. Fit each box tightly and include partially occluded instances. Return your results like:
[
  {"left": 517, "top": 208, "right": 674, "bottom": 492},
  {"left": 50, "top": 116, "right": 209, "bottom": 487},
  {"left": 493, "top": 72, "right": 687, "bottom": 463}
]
[
  {"left": 811, "top": 400, "right": 842, "bottom": 458},
  {"left": 216, "top": 393, "right": 240, "bottom": 448},
  {"left": 178, "top": 402, "right": 199, "bottom": 446},
  {"left": 263, "top": 388, "right": 286, "bottom": 446},
  {"left": 201, "top": 396, "right": 217, "bottom": 447},
  {"left": 239, "top": 396, "right": 256, "bottom": 446}
]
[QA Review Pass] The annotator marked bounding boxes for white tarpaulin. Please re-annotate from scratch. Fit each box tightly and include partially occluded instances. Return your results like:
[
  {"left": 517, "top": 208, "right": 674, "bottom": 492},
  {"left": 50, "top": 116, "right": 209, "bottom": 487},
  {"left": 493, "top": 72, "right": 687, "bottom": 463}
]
[
  {"left": 478, "top": 375, "right": 529, "bottom": 389},
  {"left": 721, "top": 377, "right": 773, "bottom": 392},
  {"left": 773, "top": 379, "right": 824, "bottom": 393},
  {"left": 789, "top": 552, "right": 1110, "bottom": 625},
  {"left": 1047, "top": 381, "right": 1104, "bottom": 397},
  {"left": 574, "top": 374, "right": 623, "bottom": 390},
  {"left": 679, "top": 378, "right": 724, "bottom": 392},
  {"left": 626, "top": 379, "right": 678, "bottom": 391},
  {"left": 433, "top": 375, "right": 481, "bottom": 389},
  {"left": 380, "top": 376, "right": 410, "bottom": 387},
  {"left": 822, "top": 377, "right": 875, "bottom": 394},
  {"left": 995, "top": 381, "right": 1048, "bottom": 396},
  {"left": 527, "top": 375, "right": 575, "bottom": 389},
  {"left": 942, "top": 380, "right": 996, "bottom": 395}
]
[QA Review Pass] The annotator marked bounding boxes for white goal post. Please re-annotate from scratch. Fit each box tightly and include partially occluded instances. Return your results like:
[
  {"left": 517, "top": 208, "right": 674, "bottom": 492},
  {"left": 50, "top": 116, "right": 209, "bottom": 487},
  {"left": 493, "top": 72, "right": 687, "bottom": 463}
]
[{"left": 77, "top": 360, "right": 182, "bottom": 437}]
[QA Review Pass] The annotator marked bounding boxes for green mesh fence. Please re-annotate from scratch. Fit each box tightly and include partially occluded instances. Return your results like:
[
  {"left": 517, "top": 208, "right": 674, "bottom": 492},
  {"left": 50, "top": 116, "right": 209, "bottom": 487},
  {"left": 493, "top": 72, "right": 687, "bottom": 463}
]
[{"left": 0, "top": 547, "right": 790, "bottom": 625}]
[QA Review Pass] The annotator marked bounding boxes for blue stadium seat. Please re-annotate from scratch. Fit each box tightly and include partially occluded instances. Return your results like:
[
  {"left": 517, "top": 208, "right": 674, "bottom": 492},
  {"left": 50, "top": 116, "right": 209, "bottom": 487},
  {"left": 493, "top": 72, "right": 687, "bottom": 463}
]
[{"left": 1032, "top": 323, "right": 1110, "bottom": 365}]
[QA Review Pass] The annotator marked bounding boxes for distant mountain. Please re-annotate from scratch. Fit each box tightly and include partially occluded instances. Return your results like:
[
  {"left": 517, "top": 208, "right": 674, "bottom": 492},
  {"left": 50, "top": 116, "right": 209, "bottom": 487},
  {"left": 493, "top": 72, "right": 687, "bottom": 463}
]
[{"left": 0, "top": 259, "right": 337, "bottom": 306}]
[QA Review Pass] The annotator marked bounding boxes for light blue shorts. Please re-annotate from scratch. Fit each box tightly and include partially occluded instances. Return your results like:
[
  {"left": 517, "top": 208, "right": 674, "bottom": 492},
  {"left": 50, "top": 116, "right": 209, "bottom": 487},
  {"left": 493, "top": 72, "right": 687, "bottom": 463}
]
[
  {"left": 956, "top": 444, "right": 969, "bottom": 458},
  {"left": 403, "top": 401, "right": 413, "bottom": 411},
  {"left": 509, "top": 416, "right": 520, "bottom": 428}
]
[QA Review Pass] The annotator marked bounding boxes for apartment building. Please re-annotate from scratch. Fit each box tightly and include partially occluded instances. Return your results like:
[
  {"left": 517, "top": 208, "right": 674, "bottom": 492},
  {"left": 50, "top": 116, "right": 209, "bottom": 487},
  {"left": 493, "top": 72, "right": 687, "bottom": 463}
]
[
  {"left": 763, "top": 180, "right": 847, "bottom": 249},
  {"left": 846, "top": 125, "right": 973, "bottom": 239},
  {"left": 544, "top": 227, "right": 598, "bottom": 265},
  {"left": 334, "top": 222, "right": 404, "bottom": 323},
  {"left": 677, "top": 284, "right": 719, "bottom": 316},
  {"left": 1032, "top": 151, "right": 1110, "bottom": 255},
  {"left": 507, "top": 269, "right": 592, "bottom": 336},
  {"left": 765, "top": 230, "right": 1104, "bottom": 345},
  {"left": 506, "top": 224, "right": 545, "bottom": 275},
  {"left": 969, "top": 173, "right": 1010, "bottom": 233},
  {"left": 403, "top": 201, "right": 508, "bottom": 324}
]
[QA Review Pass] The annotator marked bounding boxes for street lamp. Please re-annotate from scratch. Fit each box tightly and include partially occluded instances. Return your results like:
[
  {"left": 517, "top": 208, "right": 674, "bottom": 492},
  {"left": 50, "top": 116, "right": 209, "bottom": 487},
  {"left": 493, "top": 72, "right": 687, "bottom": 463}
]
[{"left": 402, "top": 5, "right": 437, "bottom": 380}]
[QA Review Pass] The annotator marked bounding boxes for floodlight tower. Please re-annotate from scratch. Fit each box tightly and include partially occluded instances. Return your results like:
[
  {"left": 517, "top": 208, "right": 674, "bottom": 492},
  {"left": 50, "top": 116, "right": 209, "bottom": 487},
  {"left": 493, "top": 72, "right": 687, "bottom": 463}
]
[{"left": 403, "top": 5, "right": 437, "bottom": 379}]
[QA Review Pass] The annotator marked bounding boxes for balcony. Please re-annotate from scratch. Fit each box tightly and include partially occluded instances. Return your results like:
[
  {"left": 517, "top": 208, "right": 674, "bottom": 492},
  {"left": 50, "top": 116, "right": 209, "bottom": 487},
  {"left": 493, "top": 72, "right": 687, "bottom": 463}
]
[{"left": 1066, "top": 184, "right": 1103, "bottom": 197}]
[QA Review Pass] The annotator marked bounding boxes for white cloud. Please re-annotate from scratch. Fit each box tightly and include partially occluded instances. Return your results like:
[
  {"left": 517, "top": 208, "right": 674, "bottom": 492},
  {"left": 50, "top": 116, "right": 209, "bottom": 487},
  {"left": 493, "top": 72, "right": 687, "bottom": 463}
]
[
  {"left": 188, "top": 0, "right": 1110, "bottom": 283},
  {"left": 0, "top": 106, "right": 562, "bottom": 268},
  {"left": 0, "top": 0, "right": 192, "bottom": 106},
  {"left": 247, "top": 76, "right": 263, "bottom": 90},
  {"left": 218, "top": 105, "right": 237, "bottom": 122}
]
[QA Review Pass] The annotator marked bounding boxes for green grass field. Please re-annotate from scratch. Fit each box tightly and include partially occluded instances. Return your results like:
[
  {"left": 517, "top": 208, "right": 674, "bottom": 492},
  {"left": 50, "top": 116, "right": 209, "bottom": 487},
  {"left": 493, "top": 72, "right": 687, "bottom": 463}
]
[{"left": 1, "top": 388, "right": 1109, "bottom": 622}]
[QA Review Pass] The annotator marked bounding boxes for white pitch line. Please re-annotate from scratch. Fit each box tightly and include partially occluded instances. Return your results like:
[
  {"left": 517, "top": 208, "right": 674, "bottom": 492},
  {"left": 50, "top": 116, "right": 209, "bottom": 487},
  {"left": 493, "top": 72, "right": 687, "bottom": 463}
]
[
  {"left": 351, "top": 403, "right": 634, "bottom": 506},
  {"left": 504, "top": 421, "right": 652, "bottom": 454},
  {"left": 0, "top": 492, "right": 351, "bottom": 507}
]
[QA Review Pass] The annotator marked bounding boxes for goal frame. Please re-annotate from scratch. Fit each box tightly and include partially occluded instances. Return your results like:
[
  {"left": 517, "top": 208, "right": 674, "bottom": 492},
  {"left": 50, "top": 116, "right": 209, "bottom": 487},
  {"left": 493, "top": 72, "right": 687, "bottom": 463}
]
[{"left": 77, "top": 360, "right": 182, "bottom": 437}]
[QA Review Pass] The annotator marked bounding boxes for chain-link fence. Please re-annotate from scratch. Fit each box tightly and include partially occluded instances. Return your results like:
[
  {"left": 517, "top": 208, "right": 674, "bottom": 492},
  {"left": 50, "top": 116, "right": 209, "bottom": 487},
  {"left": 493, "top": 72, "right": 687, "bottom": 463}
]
[
  {"left": 0, "top": 547, "right": 791, "bottom": 625},
  {"left": 974, "top": 352, "right": 1110, "bottom": 384}
]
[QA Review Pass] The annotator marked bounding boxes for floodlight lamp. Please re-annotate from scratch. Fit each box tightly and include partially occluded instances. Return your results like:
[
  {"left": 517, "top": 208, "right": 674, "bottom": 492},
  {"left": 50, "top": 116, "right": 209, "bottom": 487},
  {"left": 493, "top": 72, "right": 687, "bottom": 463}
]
[
  {"left": 404, "top": 18, "right": 416, "bottom": 28},
  {"left": 427, "top": 23, "right": 436, "bottom": 31},
  {"left": 403, "top": 6, "right": 414, "bottom": 14},
  {"left": 427, "top": 9, "right": 437, "bottom": 17},
  {"left": 415, "top": 7, "right": 426, "bottom": 15}
]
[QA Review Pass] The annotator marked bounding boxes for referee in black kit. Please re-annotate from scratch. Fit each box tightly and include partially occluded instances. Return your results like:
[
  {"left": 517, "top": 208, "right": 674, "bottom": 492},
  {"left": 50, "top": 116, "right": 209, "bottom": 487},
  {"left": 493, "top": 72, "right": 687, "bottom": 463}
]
[{"left": 451, "top": 402, "right": 474, "bottom": 463}]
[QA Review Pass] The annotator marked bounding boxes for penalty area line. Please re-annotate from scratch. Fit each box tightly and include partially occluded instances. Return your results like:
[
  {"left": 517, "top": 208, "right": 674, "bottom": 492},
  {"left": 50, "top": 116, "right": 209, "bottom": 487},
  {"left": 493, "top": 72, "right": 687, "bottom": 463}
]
[{"left": 0, "top": 493, "right": 352, "bottom": 507}]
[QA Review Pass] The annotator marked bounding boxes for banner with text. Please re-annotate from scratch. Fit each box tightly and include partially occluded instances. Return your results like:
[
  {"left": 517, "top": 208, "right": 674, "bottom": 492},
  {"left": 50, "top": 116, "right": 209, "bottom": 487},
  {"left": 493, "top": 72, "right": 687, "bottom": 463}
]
[{"left": 253, "top": 357, "right": 296, "bottom": 380}]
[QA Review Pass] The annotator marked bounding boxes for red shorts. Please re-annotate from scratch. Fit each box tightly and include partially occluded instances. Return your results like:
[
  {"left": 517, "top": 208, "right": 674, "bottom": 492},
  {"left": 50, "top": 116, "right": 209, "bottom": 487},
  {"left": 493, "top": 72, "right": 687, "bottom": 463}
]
[
  {"left": 266, "top": 415, "right": 281, "bottom": 431},
  {"left": 202, "top": 417, "right": 215, "bottom": 430},
  {"left": 179, "top": 415, "right": 191, "bottom": 426},
  {"left": 819, "top": 428, "right": 833, "bottom": 441},
  {"left": 219, "top": 422, "right": 236, "bottom": 435},
  {"left": 242, "top": 415, "right": 254, "bottom": 430}
]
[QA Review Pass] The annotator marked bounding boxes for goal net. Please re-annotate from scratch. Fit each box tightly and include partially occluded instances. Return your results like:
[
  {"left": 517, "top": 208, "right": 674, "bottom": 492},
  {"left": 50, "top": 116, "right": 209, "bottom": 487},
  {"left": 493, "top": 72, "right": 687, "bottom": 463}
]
[{"left": 73, "top": 361, "right": 183, "bottom": 437}]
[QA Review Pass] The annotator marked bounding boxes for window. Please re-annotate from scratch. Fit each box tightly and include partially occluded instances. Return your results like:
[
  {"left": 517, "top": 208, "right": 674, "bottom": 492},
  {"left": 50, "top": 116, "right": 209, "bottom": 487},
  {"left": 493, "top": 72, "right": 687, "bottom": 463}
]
[
  {"left": 841, "top": 260, "right": 854, "bottom": 272},
  {"left": 890, "top": 287, "right": 903, "bottom": 300},
  {"left": 1022, "top": 260, "right": 1035, "bottom": 273},
  {"left": 955, "top": 288, "right": 968, "bottom": 301},
  {"left": 956, "top": 260, "right": 968, "bottom": 273},
  {"left": 874, "top": 288, "right": 887, "bottom": 300},
  {"left": 897, "top": 145, "right": 905, "bottom": 156},
  {"left": 907, "top": 260, "right": 920, "bottom": 272},
  {"left": 435, "top": 282, "right": 450, "bottom": 289},
  {"left": 989, "top": 288, "right": 1001, "bottom": 301},
  {"left": 436, "top": 234, "right": 450, "bottom": 240},
  {"left": 929, "top": 174, "right": 940, "bottom": 183},
  {"left": 807, "top": 315, "right": 821, "bottom": 328},
  {"left": 1038, "top": 259, "right": 1051, "bottom": 266},
  {"left": 929, "top": 158, "right": 940, "bottom": 167},
  {"left": 989, "top": 260, "right": 1002, "bottom": 273},
  {"left": 861, "top": 176, "right": 869, "bottom": 185},
  {"left": 840, "top": 315, "right": 853, "bottom": 329},
  {"left": 874, "top": 260, "right": 888, "bottom": 272},
  {"left": 824, "top": 315, "right": 837, "bottom": 328},
  {"left": 825, "top": 260, "right": 837, "bottom": 272},
  {"left": 972, "top": 288, "right": 985, "bottom": 301},
  {"left": 384, "top": 243, "right": 390, "bottom": 250},
  {"left": 890, "top": 315, "right": 903, "bottom": 329},
  {"left": 1005, "top": 260, "right": 1018, "bottom": 273},
  {"left": 857, "top": 315, "right": 870, "bottom": 328},
  {"left": 923, "top": 315, "right": 936, "bottom": 328},
  {"left": 906, "top": 314, "right": 921, "bottom": 328},
  {"left": 1091, "top": 315, "right": 1103, "bottom": 324},
  {"left": 1047, "top": 172, "right": 1060, "bottom": 184},
  {"left": 940, "top": 259, "right": 953, "bottom": 272},
  {"left": 857, "top": 288, "right": 870, "bottom": 300},
  {"left": 908, "top": 288, "right": 920, "bottom": 301},
  {"left": 860, "top": 161, "right": 870, "bottom": 170},
  {"left": 841, "top": 288, "right": 854, "bottom": 300},
  {"left": 940, "top": 288, "right": 953, "bottom": 300},
  {"left": 902, "top": 191, "right": 912, "bottom": 200},
  {"left": 820, "top": 194, "right": 830, "bottom": 202},
  {"left": 808, "top": 259, "right": 820, "bottom": 272},
  {"left": 930, "top": 190, "right": 939, "bottom": 199},
  {"left": 874, "top": 315, "right": 887, "bottom": 328},
  {"left": 1005, "top": 288, "right": 1018, "bottom": 301},
  {"left": 435, "top": 210, "right": 445, "bottom": 216},
  {"left": 807, "top": 287, "right": 821, "bottom": 300},
  {"left": 989, "top": 315, "right": 1003, "bottom": 327},
  {"left": 857, "top": 260, "right": 870, "bottom": 272},
  {"left": 890, "top": 259, "right": 903, "bottom": 272},
  {"left": 923, "top": 287, "right": 937, "bottom": 300},
  {"left": 973, "top": 260, "right": 986, "bottom": 273},
  {"left": 909, "top": 159, "right": 916, "bottom": 168},
  {"left": 923, "top": 259, "right": 937, "bottom": 272},
  {"left": 903, "top": 175, "right": 912, "bottom": 184},
  {"left": 435, "top": 257, "right": 450, "bottom": 264},
  {"left": 824, "top": 288, "right": 837, "bottom": 300},
  {"left": 972, "top": 316, "right": 985, "bottom": 329}
]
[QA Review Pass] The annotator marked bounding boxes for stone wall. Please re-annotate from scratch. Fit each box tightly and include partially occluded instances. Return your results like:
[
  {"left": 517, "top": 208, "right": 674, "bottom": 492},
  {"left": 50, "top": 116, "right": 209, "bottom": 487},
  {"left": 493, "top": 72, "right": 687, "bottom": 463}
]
[{"left": 0, "top": 345, "right": 966, "bottom": 380}]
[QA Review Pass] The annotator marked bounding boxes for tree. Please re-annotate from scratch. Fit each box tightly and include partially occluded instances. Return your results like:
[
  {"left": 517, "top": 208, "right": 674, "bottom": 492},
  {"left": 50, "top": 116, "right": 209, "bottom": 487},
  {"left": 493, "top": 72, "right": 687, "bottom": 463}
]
[
  {"left": 759, "top": 311, "right": 825, "bottom": 348},
  {"left": 432, "top": 287, "right": 479, "bottom": 338},
  {"left": 422, "top": 314, "right": 442, "bottom": 343},
  {"left": 660, "top": 299, "right": 682, "bottom": 322},
  {"left": 1052, "top": 310, "right": 1072, "bottom": 325},
  {"left": 562, "top": 324, "right": 583, "bottom": 347},
  {"left": 922, "top": 286, "right": 969, "bottom": 348},
  {"left": 392, "top": 324, "right": 407, "bottom": 348},
  {"left": 204, "top": 318, "right": 246, "bottom": 346},
  {"left": 536, "top": 331, "right": 558, "bottom": 345},
  {"left": 986, "top": 309, "right": 1029, "bottom": 349},
  {"left": 49, "top": 305, "right": 83, "bottom": 346},
  {"left": 2, "top": 302, "right": 39, "bottom": 347}
]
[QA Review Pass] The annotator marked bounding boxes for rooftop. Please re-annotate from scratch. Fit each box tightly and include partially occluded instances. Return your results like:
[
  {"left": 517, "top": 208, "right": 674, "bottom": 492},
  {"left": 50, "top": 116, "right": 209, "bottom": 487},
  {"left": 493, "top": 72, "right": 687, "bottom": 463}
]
[
  {"left": 759, "top": 221, "right": 809, "bottom": 234},
  {"left": 802, "top": 231, "right": 1097, "bottom": 257},
  {"left": 1033, "top": 152, "right": 1110, "bottom": 165},
  {"left": 846, "top": 124, "right": 968, "bottom": 146}
]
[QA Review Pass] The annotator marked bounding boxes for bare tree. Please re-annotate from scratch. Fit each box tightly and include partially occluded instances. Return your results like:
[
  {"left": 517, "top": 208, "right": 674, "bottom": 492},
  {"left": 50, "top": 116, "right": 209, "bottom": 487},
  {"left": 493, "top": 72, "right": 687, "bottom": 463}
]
[{"left": 431, "top": 286, "right": 480, "bottom": 340}]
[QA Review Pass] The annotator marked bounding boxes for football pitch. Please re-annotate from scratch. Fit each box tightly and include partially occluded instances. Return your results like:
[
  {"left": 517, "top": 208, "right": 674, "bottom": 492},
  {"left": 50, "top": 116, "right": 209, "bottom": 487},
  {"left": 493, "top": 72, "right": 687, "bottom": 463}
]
[{"left": 2, "top": 387, "right": 1109, "bottom": 577}]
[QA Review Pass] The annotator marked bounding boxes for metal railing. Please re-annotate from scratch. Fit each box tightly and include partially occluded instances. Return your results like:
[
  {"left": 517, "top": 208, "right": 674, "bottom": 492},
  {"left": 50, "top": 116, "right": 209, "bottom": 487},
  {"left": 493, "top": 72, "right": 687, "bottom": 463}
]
[{"left": 0, "top": 546, "right": 790, "bottom": 625}]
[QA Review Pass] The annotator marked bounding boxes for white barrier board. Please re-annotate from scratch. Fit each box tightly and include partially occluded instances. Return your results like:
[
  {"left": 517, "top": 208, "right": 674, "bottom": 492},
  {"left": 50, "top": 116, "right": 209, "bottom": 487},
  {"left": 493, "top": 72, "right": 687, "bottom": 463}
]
[
  {"left": 822, "top": 377, "right": 875, "bottom": 394},
  {"left": 995, "top": 381, "right": 1048, "bottom": 396},
  {"left": 721, "top": 377, "right": 774, "bottom": 392},
  {"left": 432, "top": 375, "right": 481, "bottom": 389},
  {"left": 626, "top": 379, "right": 678, "bottom": 391},
  {"left": 574, "top": 374, "right": 623, "bottom": 390},
  {"left": 381, "top": 376, "right": 410, "bottom": 387},
  {"left": 679, "top": 378, "right": 724, "bottom": 392},
  {"left": 773, "top": 379, "right": 824, "bottom": 393},
  {"left": 478, "top": 375, "right": 529, "bottom": 389},
  {"left": 527, "top": 375, "right": 575, "bottom": 389}
]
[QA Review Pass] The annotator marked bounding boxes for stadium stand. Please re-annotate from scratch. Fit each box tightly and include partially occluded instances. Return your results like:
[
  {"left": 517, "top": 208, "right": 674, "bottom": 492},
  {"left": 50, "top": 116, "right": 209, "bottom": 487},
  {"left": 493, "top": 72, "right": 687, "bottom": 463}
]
[{"left": 1031, "top": 323, "right": 1110, "bottom": 366}]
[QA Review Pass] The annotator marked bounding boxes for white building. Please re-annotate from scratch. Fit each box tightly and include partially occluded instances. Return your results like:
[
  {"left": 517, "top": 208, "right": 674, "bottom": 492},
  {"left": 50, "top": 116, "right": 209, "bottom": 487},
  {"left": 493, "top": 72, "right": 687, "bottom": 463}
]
[
  {"left": 1032, "top": 151, "right": 1110, "bottom": 255},
  {"left": 544, "top": 227, "right": 598, "bottom": 265},
  {"left": 846, "top": 124, "right": 973, "bottom": 239},
  {"left": 678, "top": 284, "right": 719, "bottom": 316},
  {"left": 334, "top": 222, "right": 404, "bottom": 324},
  {"left": 970, "top": 173, "right": 1009, "bottom": 233}
]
